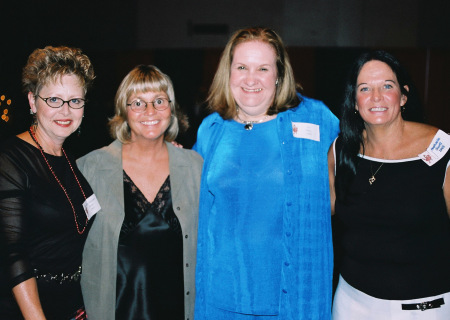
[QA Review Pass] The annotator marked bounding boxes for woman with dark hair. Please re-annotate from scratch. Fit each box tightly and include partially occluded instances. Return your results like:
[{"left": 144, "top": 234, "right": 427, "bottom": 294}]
[
  {"left": 329, "top": 50, "right": 450, "bottom": 319},
  {"left": 194, "top": 27, "right": 339, "bottom": 320}
]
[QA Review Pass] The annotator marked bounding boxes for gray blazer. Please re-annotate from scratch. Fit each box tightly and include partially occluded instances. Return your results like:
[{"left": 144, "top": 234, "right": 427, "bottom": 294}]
[{"left": 77, "top": 140, "right": 202, "bottom": 320}]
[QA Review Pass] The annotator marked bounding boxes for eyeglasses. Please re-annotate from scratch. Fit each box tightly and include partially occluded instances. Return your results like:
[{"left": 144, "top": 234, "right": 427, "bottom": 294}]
[
  {"left": 127, "top": 98, "right": 171, "bottom": 113},
  {"left": 36, "top": 95, "right": 86, "bottom": 109}
]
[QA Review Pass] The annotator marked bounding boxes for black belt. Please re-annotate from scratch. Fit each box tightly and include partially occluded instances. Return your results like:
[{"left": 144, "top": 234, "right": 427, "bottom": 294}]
[{"left": 401, "top": 297, "right": 445, "bottom": 311}]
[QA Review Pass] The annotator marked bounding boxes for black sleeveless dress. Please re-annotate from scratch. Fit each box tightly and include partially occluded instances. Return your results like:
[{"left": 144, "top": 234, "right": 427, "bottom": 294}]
[{"left": 115, "top": 171, "right": 184, "bottom": 319}]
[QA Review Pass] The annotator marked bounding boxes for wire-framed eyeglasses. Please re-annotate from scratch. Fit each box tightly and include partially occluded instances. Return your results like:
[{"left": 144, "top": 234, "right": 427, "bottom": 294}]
[
  {"left": 36, "top": 95, "right": 86, "bottom": 109},
  {"left": 127, "top": 98, "right": 171, "bottom": 113}
]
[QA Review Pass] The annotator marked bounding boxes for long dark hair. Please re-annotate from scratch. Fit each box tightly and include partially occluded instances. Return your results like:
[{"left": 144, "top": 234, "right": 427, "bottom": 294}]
[{"left": 335, "top": 50, "right": 423, "bottom": 201}]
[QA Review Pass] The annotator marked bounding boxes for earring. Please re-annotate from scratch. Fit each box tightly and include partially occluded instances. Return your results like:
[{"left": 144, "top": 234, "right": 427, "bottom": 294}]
[
  {"left": 30, "top": 109, "right": 34, "bottom": 115},
  {"left": 401, "top": 106, "right": 406, "bottom": 113},
  {"left": 275, "top": 79, "right": 279, "bottom": 85},
  {"left": 31, "top": 113, "right": 38, "bottom": 129}
]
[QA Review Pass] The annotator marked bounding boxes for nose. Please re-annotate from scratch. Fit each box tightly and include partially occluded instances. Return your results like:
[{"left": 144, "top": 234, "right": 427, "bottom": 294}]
[
  {"left": 59, "top": 101, "right": 71, "bottom": 115},
  {"left": 371, "top": 88, "right": 382, "bottom": 101},
  {"left": 144, "top": 103, "right": 157, "bottom": 115},
  {"left": 244, "top": 70, "right": 257, "bottom": 86}
]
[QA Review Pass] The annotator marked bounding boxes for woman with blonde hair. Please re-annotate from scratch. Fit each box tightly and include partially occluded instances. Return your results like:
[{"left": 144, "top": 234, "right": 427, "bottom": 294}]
[
  {"left": 78, "top": 65, "right": 202, "bottom": 320},
  {"left": 194, "top": 27, "right": 339, "bottom": 320}
]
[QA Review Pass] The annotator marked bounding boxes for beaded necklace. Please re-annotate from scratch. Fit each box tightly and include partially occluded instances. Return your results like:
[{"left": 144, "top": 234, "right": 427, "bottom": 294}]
[{"left": 28, "top": 126, "right": 88, "bottom": 234}]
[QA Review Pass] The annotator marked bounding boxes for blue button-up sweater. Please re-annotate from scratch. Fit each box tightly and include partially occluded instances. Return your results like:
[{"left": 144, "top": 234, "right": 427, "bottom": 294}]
[{"left": 193, "top": 94, "right": 340, "bottom": 319}]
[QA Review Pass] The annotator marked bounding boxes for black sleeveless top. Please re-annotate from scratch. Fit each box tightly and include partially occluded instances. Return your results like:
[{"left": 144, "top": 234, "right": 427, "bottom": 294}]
[
  {"left": 115, "top": 171, "right": 184, "bottom": 319},
  {"left": 335, "top": 135, "right": 450, "bottom": 300}
]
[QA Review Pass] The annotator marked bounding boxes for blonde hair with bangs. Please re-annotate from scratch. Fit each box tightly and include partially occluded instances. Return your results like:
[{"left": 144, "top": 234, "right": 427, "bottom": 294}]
[{"left": 109, "top": 65, "right": 187, "bottom": 143}]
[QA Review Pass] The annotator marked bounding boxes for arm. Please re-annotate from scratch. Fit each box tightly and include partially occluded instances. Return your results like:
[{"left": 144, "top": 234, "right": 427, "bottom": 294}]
[
  {"left": 444, "top": 164, "right": 450, "bottom": 218},
  {"left": 12, "top": 278, "right": 46, "bottom": 320},
  {"left": 328, "top": 144, "right": 336, "bottom": 215},
  {"left": 0, "top": 150, "right": 46, "bottom": 319}
]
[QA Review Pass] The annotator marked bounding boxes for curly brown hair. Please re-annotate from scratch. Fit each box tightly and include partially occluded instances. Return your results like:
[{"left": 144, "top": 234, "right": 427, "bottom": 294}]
[{"left": 22, "top": 46, "right": 95, "bottom": 96}]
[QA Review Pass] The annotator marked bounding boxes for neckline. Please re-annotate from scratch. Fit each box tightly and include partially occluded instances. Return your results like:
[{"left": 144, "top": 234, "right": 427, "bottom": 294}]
[
  {"left": 14, "top": 136, "right": 64, "bottom": 158},
  {"left": 358, "top": 129, "right": 448, "bottom": 163},
  {"left": 231, "top": 117, "right": 276, "bottom": 129},
  {"left": 359, "top": 154, "right": 420, "bottom": 163}
]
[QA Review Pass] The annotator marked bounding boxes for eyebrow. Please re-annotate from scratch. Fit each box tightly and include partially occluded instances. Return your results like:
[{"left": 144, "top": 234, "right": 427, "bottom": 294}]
[
  {"left": 133, "top": 94, "right": 167, "bottom": 100},
  {"left": 356, "top": 79, "right": 396, "bottom": 88}
]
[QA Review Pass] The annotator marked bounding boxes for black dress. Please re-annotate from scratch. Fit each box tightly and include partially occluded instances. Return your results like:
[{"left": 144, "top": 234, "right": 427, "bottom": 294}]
[
  {"left": 0, "top": 137, "right": 94, "bottom": 319},
  {"left": 115, "top": 171, "right": 184, "bottom": 320}
]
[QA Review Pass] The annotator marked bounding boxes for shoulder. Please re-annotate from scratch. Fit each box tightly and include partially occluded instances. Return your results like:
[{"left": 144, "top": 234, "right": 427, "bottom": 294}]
[
  {"left": 406, "top": 121, "right": 439, "bottom": 138},
  {"left": 77, "top": 140, "right": 121, "bottom": 169},
  {"left": 167, "top": 142, "right": 203, "bottom": 167},
  {"left": 297, "top": 94, "right": 332, "bottom": 112},
  {"left": 280, "top": 94, "right": 340, "bottom": 141},
  {"left": 78, "top": 140, "right": 121, "bottom": 161},
  {"left": 0, "top": 137, "right": 14, "bottom": 157},
  {"left": 0, "top": 137, "right": 32, "bottom": 187},
  {"left": 404, "top": 121, "right": 450, "bottom": 162},
  {"left": 0, "top": 136, "right": 32, "bottom": 166},
  {"left": 0, "top": 135, "right": 22, "bottom": 153},
  {"left": 194, "top": 112, "right": 225, "bottom": 155},
  {"left": 286, "top": 94, "right": 338, "bottom": 123},
  {"left": 405, "top": 122, "right": 441, "bottom": 151},
  {"left": 198, "top": 112, "right": 224, "bottom": 130}
]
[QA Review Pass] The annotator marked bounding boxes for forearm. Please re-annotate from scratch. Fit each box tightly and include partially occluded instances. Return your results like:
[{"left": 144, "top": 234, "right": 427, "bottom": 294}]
[{"left": 12, "top": 278, "right": 46, "bottom": 320}]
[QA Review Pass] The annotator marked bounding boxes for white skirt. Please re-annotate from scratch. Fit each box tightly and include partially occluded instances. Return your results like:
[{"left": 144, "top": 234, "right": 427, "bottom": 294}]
[{"left": 332, "top": 275, "right": 450, "bottom": 320}]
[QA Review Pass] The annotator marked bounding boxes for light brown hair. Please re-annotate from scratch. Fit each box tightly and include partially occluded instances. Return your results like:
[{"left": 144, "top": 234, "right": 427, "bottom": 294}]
[{"left": 207, "top": 27, "right": 300, "bottom": 119}]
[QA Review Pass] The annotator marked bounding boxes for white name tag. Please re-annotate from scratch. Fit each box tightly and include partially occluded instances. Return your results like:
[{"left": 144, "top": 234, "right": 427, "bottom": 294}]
[
  {"left": 292, "top": 122, "right": 320, "bottom": 141},
  {"left": 82, "top": 194, "right": 101, "bottom": 220},
  {"left": 418, "top": 130, "right": 450, "bottom": 166}
]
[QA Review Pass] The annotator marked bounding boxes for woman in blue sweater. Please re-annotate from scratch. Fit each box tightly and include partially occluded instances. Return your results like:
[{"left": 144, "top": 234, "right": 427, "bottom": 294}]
[{"left": 193, "top": 27, "right": 339, "bottom": 320}]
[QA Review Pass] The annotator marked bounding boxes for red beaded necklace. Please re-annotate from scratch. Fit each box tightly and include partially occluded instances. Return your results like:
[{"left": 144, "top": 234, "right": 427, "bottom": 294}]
[{"left": 28, "top": 126, "right": 88, "bottom": 234}]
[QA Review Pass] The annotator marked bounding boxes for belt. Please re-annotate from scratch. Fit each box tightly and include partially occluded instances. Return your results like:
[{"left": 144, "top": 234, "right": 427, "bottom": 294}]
[
  {"left": 34, "top": 266, "right": 82, "bottom": 284},
  {"left": 401, "top": 297, "right": 445, "bottom": 311}
]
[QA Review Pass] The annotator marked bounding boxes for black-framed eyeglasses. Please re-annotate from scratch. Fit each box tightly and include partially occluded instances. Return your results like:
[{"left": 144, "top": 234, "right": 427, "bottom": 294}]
[
  {"left": 126, "top": 98, "right": 171, "bottom": 113},
  {"left": 36, "top": 95, "right": 86, "bottom": 109}
]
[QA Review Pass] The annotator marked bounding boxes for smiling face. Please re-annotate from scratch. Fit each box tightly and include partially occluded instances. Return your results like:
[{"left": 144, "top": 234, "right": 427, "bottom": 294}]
[
  {"left": 356, "top": 60, "right": 407, "bottom": 128},
  {"left": 29, "top": 74, "right": 85, "bottom": 147},
  {"left": 126, "top": 90, "right": 172, "bottom": 143},
  {"left": 230, "top": 40, "right": 278, "bottom": 118}
]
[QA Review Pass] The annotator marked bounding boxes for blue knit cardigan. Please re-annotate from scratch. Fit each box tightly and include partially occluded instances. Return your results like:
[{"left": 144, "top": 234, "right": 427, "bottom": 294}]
[{"left": 193, "top": 94, "right": 340, "bottom": 319}]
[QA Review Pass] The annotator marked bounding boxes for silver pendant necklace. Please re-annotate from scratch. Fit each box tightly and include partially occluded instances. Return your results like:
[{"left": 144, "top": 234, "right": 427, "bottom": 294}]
[
  {"left": 236, "top": 108, "right": 270, "bottom": 131},
  {"left": 369, "top": 162, "right": 384, "bottom": 185}
]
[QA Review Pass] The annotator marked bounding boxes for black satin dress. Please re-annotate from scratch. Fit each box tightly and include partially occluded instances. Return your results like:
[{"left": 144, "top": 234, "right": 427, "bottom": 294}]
[{"left": 116, "top": 171, "right": 184, "bottom": 320}]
